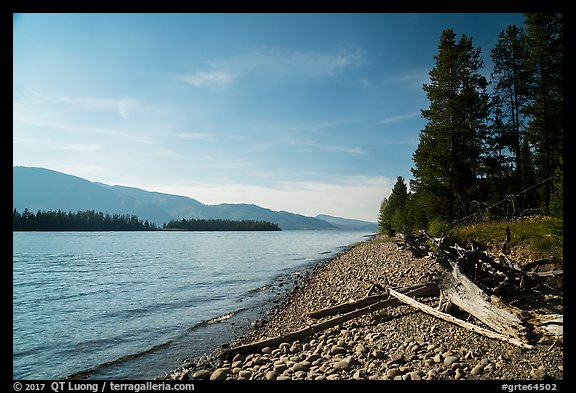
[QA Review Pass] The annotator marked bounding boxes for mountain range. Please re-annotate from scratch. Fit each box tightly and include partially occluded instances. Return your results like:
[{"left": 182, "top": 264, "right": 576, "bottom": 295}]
[{"left": 12, "top": 166, "right": 378, "bottom": 231}]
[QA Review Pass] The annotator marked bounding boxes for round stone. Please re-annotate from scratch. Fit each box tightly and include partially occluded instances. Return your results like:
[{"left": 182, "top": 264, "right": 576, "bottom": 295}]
[{"left": 210, "top": 367, "right": 231, "bottom": 380}]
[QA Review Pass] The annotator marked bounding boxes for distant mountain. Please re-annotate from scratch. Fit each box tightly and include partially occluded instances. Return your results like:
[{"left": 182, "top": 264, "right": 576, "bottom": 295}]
[
  {"left": 12, "top": 166, "right": 336, "bottom": 230},
  {"left": 315, "top": 214, "right": 378, "bottom": 232}
]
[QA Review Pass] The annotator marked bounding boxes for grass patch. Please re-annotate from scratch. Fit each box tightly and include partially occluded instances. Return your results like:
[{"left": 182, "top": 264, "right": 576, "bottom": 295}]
[
  {"left": 366, "top": 234, "right": 398, "bottom": 245},
  {"left": 451, "top": 216, "right": 563, "bottom": 263}
]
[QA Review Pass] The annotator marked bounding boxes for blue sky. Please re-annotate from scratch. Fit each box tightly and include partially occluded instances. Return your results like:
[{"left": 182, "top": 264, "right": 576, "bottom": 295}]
[{"left": 13, "top": 13, "right": 526, "bottom": 221}]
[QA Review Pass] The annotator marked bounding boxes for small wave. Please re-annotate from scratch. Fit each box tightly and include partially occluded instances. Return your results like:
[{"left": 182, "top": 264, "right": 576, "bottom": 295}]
[
  {"left": 188, "top": 308, "right": 246, "bottom": 331},
  {"left": 246, "top": 284, "right": 271, "bottom": 294}
]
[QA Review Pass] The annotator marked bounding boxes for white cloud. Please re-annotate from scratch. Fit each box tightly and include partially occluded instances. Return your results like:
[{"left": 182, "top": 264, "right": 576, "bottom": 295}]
[{"left": 178, "top": 70, "right": 233, "bottom": 89}]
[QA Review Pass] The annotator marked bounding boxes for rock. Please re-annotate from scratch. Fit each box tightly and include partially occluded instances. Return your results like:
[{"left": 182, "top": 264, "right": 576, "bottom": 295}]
[
  {"left": 333, "top": 360, "right": 351, "bottom": 370},
  {"left": 306, "top": 353, "right": 321, "bottom": 363},
  {"left": 266, "top": 370, "right": 279, "bottom": 380},
  {"left": 238, "top": 370, "right": 252, "bottom": 379},
  {"left": 455, "top": 368, "right": 465, "bottom": 380},
  {"left": 290, "top": 342, "right": 301, "bottom": 353},
  {"left": 292, "top": 361, "right": 311, "bottom": 372},
  {"left": 387, "top": 368, "right": 403, "bottom": 378},
  {"left": 353, "top": 368, "right": 367, "bottom": 379},
  {"left": 331, "top": 344, "right": 346, "bottom": 355},
  {"left": 355, "top": 343, "right": 367, "bottom": 354},
  {"left": 262, "top": 346, "right": 273, "bottom": 354},
  {"left": 191, "top": 369, "right": 211, "bottom": 380},
  {"left": 273, "top": 363, "right": 288, "bottom": 373},
  {"left": 279, "top": 342, "right": 291, "bottom": 353},
  {"left": 390, "top": 352, "right": 405, "bottom": 363},
  {"left": 471, "top": 364, "right": 485, "bottom": 376},
  {"left": 530, "top": 367, "right": 547, "bottom": 379},
  {"left": 444, "top": 355, "right": 459, "bottom": 366},
  {"left": 410, "top": 371, "right": 422, "bottom": 380},
  {"left": 232, "top": 354, "right": 244, "bottom": 363},
  {"left": 210, "top": 368, "right": 231, "bottom": 380}
]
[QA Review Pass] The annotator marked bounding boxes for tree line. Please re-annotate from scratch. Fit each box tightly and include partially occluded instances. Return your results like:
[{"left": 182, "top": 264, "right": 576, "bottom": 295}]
[
  {"left": 379, "top": 13, "right": 563, "bottom": 236},
  {"left": 13, "top": 209, "right": 282, "bottom": 232},
  {"left": 164, "top": 218, "right": 281, "bottom": 231},
  {"left": 13, "top": 208, "right": 160, "bottom": 231}
]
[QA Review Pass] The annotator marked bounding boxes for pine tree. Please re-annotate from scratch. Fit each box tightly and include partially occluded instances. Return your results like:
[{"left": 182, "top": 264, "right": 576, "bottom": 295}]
[
  {"left": 490, "top": 24, "right": 530, "bottom": 192},
  {"left": 523, "top": 13, "right": 563, "bottom": 209},
  {"left": 410, "top": 29, "right": 489, "bottom": 223},
  {"left": 378, "top": 176, "right": 409, "bottom": 235}
]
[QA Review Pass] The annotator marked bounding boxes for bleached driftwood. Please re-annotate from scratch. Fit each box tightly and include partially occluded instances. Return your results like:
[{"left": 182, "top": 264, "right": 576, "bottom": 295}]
[
  {"left": 308, "top": 281, "right": 438, "bottom": 319},
  {"left": 223, "top": 282, "right": 438, "bottom": 358},
  {"left": 387, "top": 288, "right": 533, "bottom": 349}
]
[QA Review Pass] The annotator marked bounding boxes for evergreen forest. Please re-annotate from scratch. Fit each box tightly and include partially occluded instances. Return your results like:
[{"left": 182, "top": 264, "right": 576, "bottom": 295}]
[
  {"left": 164, "top": 218, "right": 281, "bottom": 231},
  {"left": 13, "top": 209, "right": 160, "bottom": 231},
  {"left": 13, "top": 209, "right": 282, "bottom": 232},
  {"left": 379, "top": 13, "right": 563, "bottom": 236}
]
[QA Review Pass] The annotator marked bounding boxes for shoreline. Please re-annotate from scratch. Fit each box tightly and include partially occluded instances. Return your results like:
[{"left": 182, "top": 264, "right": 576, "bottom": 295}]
[{"left": 159, "top": 235, "right": 563, "bottom": 381}]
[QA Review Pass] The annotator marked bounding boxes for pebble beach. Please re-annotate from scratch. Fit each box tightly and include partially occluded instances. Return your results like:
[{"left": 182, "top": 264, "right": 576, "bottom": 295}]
[{"left": 160, "top": 235, "right": 564, "bottom": 382}]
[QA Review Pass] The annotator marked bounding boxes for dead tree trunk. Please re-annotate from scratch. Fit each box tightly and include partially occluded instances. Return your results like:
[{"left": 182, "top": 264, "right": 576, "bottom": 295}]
[
  {"left": 399, "top": 228, "right": 562, "bottom": 347},
  {"left": 436, "top": 262, "right": 528, "bottom": 342}
]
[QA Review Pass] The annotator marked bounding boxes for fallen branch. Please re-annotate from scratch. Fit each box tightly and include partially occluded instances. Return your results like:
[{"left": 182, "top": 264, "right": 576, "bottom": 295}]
[
  {"left": 533, "top": 269, "right": 563, "bottom": 278},
  {"left": 387, "top": 288, "right": 533, "bottom": 349},
  {"left": 223, "top": 282, "right": 439, "bottom": 359},
  {"left": 309, "top": 281, "right": 438, "bottom": 319}
]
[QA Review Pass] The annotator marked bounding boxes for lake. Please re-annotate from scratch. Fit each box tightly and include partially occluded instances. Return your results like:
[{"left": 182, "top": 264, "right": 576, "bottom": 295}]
[{"left": 12, "top": 230, "right": 372, "bottom": 380}]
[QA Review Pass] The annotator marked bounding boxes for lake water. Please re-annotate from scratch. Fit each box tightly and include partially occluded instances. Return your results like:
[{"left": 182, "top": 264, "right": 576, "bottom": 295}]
[{"left": 12, "top": 230, "right": 372, "bottom": 380}]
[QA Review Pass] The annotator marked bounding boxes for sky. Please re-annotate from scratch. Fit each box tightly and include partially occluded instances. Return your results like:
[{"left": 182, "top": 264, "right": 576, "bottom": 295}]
[{"left": 13, "top": 13, "right": 526, "bottom": 222}]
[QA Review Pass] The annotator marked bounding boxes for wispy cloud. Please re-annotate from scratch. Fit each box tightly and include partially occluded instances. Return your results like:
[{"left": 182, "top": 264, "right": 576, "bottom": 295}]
[
  {"left": 379, "top": 112, "right": 420, "bottom": 124},
  {"left": 177, "top": 70, "right": 233, "bottom": 89},
  {"left": 177, "top": 45, "right": 364, "bottom": 89},
  {"left": 229, "top": 45, "right": 363, "bottom": 77},
  {"left": 24, "top": 91, "right": 142, "bottom": 120},
  {"left": 175, "top": 132, "right": 214, "bottom": 141},
  {"left": 281, "top": 135, "right": 367, "bottom": 156}
]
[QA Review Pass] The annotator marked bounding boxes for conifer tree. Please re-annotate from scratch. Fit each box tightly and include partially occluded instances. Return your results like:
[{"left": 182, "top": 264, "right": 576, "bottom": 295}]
[
  {"left": 410, "top": 29, "right": 488, "bottom": 223},
  {"left": 490, "top": 24, "right": 530, "bottom": 192},
  {"left": 523, "top": 13, "right": 563, "bottom": 209}
]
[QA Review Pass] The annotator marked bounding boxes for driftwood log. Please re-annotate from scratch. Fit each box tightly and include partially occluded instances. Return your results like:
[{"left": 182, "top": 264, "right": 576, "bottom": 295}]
[
  {"left": 308, "top": 281, "right": 438, "bottom": 319},
  {"left": 387, "top": 288, "right": 532, "bottom": 349},
  {"left": 223, "top": 281, "right": 438, "bottom": 359}
]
